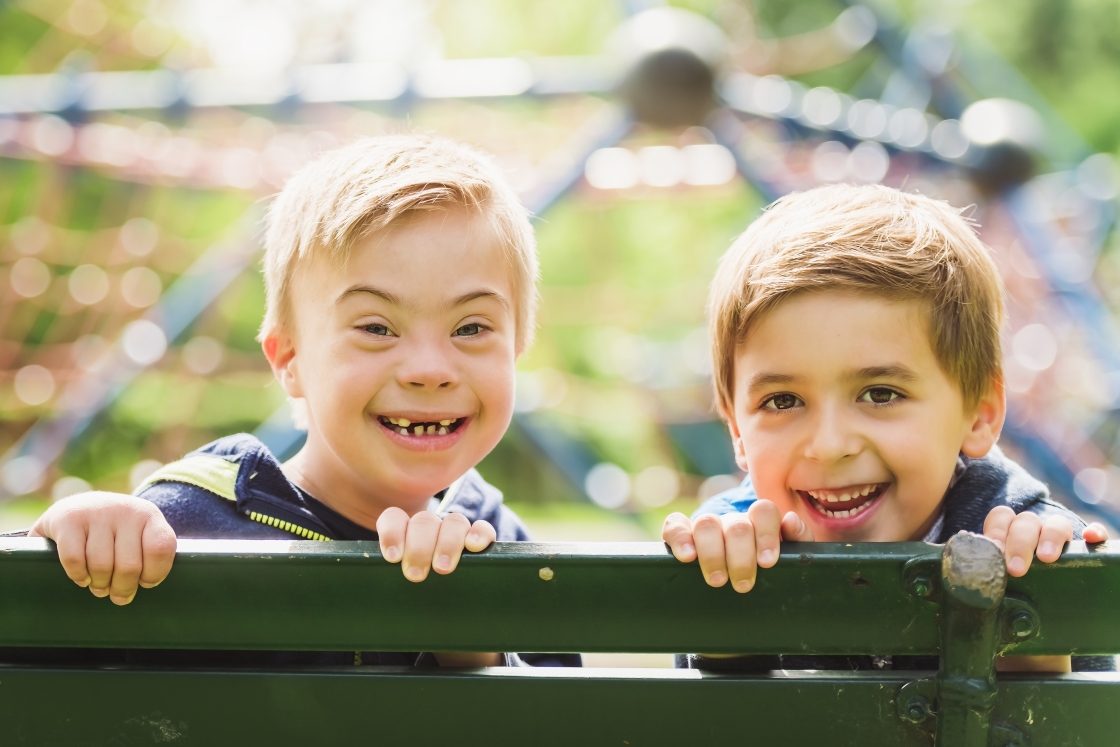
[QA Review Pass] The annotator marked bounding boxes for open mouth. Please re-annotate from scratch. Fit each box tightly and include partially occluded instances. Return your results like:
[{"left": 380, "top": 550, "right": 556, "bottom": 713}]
[
  {"left": 377, "top": 416, "right": 465, "bottom": 437},
  {"left": 798, "top": 482, "right": 888, "bottom": 520}
]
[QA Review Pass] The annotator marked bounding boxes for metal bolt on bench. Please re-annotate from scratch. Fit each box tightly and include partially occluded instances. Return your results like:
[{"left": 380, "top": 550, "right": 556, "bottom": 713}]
[{"left": 0, "top": 532, "right": 1117, "bottom": 745}]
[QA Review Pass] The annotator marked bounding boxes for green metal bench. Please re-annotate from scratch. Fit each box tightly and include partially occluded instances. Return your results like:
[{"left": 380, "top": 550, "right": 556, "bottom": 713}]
[{"left": 0, "top": 532, "right": 1117, "bottom": 746}]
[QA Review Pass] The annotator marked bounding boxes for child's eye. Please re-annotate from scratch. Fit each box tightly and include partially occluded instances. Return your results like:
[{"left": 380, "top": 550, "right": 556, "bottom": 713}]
[
  {"left": 859, "top": 387, "right": 901, "bottom": 405},
  {"left": 762, "top": 393, "right": 803, "bottom": 410},
  {"left": 453, "top": 323, "right": 483, "bottom": 337},
  {"left": 362, "top": 324, "right": 393, "bottom": 337}
]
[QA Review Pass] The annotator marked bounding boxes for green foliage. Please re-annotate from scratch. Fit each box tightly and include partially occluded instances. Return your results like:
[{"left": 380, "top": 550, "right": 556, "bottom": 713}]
[
  {"left": 961, "top": 0, "right": 1120, "bottom": 153},
  {"left": 0, "top": 161, "right": 45, "bottom": 224},
  {"left": 433, "top": 0, "right": 620, "bottom": 57},
  {"left": 214, "top": 272, "right": 267, "bottom": 353},
  {"left": 0, "top": 6, "right": 50, "bottom": 75}
]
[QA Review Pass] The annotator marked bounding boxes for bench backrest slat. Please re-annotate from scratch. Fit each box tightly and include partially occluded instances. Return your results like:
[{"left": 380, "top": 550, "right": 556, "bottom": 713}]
[{"left": 1, "top": 537, "right": 1117, "bottom": 655}]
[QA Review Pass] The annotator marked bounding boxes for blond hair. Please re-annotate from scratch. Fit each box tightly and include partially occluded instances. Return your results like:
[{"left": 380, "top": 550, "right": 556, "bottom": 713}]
[
  {"left": 710, "top": 184, "right": 1006, "bottom": 416},
  {"left": 260, "top": 134, "right": 538, "bottom": 351}
]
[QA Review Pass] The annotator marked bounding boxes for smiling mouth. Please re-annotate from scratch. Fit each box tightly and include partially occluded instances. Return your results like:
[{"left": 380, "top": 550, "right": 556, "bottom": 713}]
[
  {"left": 798, "top": 482, "right": 888, "bottom": 520},
  {"left": 378, "top": 416, "right": 465, "bottom": 437}
]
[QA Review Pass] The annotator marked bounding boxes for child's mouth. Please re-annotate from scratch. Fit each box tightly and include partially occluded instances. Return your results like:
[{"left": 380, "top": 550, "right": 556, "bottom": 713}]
[
  {"left": 798, "top": 482, "right": 888, "bottom": 520},
  {"left": 378, "top": 415, "right": 465, "bottom": 437}
]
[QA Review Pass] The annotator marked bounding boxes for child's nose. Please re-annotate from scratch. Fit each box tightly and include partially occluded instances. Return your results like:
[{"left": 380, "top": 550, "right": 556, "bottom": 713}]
[
  {"left": 396, "top": 341, "right": 459, "bottom": 390},
  {"left": 804, "top": 405, "right": 860, "bottom": 463}
]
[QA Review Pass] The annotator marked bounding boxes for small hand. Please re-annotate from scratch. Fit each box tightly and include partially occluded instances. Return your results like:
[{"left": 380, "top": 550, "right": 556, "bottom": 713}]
[
  {"left": 28, "top": 492, "right": 177, "bottom": 605},
  {"left": 662, "top": 500, "right": 815, "bottom": 593},
  {"left": 376, "top": 508, "right": 495, "bottom": 581},
  {"left": 981, "top": 507, "right": 1107, "bottom": 577}
]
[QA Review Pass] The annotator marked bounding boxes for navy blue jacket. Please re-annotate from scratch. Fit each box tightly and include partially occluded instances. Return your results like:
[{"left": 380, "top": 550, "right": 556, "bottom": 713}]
[
  {"left": 3, "top": 435, "right": 577, "bottom": 669},
  {"left": 139, "top": 434, "right": 532, "bottom": 544}
]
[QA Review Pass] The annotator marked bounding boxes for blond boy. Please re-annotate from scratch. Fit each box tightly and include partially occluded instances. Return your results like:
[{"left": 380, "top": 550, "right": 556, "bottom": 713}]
[
  {"left": 661, "top": 184, "right": 1110, "bottom": 672},
  {"left": 25, "top": 135, "right": 571, "bottom": 667}
]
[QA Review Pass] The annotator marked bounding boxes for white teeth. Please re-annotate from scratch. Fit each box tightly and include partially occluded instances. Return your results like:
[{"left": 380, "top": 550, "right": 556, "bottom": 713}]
[
  {"left": 808, "top": 488, "right": 881, "bottom": 519},
  {"left": 439, "top": 427, "right": 448, "bottom": 435},
  {"left": 399, "top": 428, "right": 408, "bottom": 435}
]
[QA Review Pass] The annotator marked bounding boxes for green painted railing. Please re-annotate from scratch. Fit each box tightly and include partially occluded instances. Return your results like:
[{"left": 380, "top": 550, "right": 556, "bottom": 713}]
[{"left": 0, "top": 534, "right": 1117, "bottom": 746}]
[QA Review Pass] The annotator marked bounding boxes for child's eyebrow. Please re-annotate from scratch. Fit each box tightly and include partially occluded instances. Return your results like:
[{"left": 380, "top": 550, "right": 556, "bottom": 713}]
[
  {"left": 845, "top": 365, "right": 919, "bottom": 382},
  {"left": 336, "top": 286, "right": 508, "bottom": 311},
  {"left": 447, "top": 290, "right": 509, "bottom": 310},
  {"left": 747, "top": 372, "right": 797, "bottom": 391},
  {"left": 336, "top": 285, "right": 402, "bottom": 306}
]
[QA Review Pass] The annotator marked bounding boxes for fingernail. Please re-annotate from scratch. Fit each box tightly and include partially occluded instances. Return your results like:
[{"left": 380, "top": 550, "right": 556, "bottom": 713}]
[
  {"left": 383, "top": 546, "right": 401, "bottom": 562},
  {"left": 708, "top": 571, "right": 727, "bottom": 586},
  {"left": 681, "top": 543, "right": 694, "bottom": 558},
  {"left": 797, "top": 517, "right": 806, "bottom": 533},
  {"left": 78, "top": 576, "right": 91, "bottom": 588},
  {"left": 1039, "top": 541, "right": 1056, "bottom": 557},
  {"left": 468, "top": 533, "right": 480, "bottom": 543},
  {"left": 435, "top": 555, "right": 451, "bottom": 572},
  {"left": 124, "top": 591, "right": 136, "bottom": 605},
  {"left": 1008, "top": 557, "right": 1026, "bottom": 575},
  {"left": 733, "top": 579, "right": 753, "bottom": 593},
  {"left": 90, "top": 587, "right": 108, "bottom": 598},
  {"left": 758, "top": 549, "right": 775, "bottom": 565},
  {"left": 405, "top": 566, "right": 424, "bottom": 580}
]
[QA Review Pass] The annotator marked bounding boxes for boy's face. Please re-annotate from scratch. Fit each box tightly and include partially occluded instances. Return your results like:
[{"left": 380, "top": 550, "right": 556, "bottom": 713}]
[
  {"left": 271, "top": 207, "right": 518, "bottom": 509},
  {"left": 727, "top": 291, "right": 1004, "bottom": 542}
]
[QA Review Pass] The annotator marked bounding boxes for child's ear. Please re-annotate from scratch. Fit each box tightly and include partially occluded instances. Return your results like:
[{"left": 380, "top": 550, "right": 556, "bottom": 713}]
[
  {"left": 262, "top": 327, "right": 303, "bottom": 399},
  {"left": 960, "top": 374, "right": 1006, "bottom": 459},
  {"left": 725, "top": 412, "right": 750, "bottom": 473}
]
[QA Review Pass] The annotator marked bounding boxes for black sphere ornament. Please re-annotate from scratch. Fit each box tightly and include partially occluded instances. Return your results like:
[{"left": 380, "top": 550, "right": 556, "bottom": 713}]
[
  {"left": 959, "top": 99, "right": 1045, "bottom": 194},
  {"left": 610, "top": 8, "right": 727, "bottom": 129}
]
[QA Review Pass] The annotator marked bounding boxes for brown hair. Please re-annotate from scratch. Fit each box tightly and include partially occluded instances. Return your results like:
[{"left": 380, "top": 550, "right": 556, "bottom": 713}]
[
  {"left": 260, "top": 134, "right": 538, "bottom": 351},
  {"left": 709, "top": 184, "right": 1005, "bottom": 416}
]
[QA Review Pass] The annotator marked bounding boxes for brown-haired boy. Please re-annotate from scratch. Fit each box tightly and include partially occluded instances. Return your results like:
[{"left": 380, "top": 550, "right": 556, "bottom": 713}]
[
  {"left": 661, "top": 184, "right": 1111, "bottom": 672},
  {"left": 22, "top": 134, "right": 575, "bottom": 667}
]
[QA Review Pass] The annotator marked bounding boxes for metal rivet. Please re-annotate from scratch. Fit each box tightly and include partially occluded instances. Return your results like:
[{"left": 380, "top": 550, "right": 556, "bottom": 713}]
[
  {"left": 539, "top": 567, "right": 554, "bottom": 581},
  {"left": 904, "top": 696, "right": 930, "bottom": 723},
  {"left": 1010, "top": 610, "right": 1035, "bottom": 638},
  {"left": 909, "top": 575, "right": 932, "bottom": 598}
]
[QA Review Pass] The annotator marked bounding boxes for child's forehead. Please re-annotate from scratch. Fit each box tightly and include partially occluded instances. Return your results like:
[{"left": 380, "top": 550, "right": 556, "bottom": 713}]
[
  {"left": 309, "top": 209, "right": 506, "bottom": 274},
  {"left": 740, "top": 291, "right": 936, "bottom": 363},
  {"left": 762, "top": 289, "right": 927, "bottom": 327},
  {"left": 292, "top": 213, "right": 515, "bottom": 310}
]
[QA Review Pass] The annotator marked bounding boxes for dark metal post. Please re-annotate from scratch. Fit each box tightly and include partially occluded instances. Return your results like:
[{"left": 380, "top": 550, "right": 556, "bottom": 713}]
[{"left": 936, "top": 533, "right": 1007, "bottom": 747}]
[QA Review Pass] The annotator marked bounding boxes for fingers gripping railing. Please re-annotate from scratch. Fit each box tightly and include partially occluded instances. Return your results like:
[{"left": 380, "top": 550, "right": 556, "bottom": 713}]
[{"left": 0, "top": 533, "right": 1117, "bottom": 746}]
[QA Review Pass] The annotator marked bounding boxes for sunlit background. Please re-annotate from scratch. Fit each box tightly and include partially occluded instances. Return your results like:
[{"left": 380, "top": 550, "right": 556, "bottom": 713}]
[{"left": 2, "top": 0, "right": 1120, "bottom": 558}]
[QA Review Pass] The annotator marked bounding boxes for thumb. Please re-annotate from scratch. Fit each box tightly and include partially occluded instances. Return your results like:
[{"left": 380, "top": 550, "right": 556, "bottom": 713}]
[
  {"left": 28, "top": 509, "right": 52, "bottom": 539},
  {"left": 781, "top": 512, "right": 815, "bottom": 542},
  {"left": 1083, "top": 522, "right": 1110, "bottom": 545}
]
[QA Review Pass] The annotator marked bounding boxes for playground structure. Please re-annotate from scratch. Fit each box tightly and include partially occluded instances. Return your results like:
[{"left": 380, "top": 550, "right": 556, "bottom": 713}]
[{"left": 1, "top": 1, "right": 1119, "bottom": 531}]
